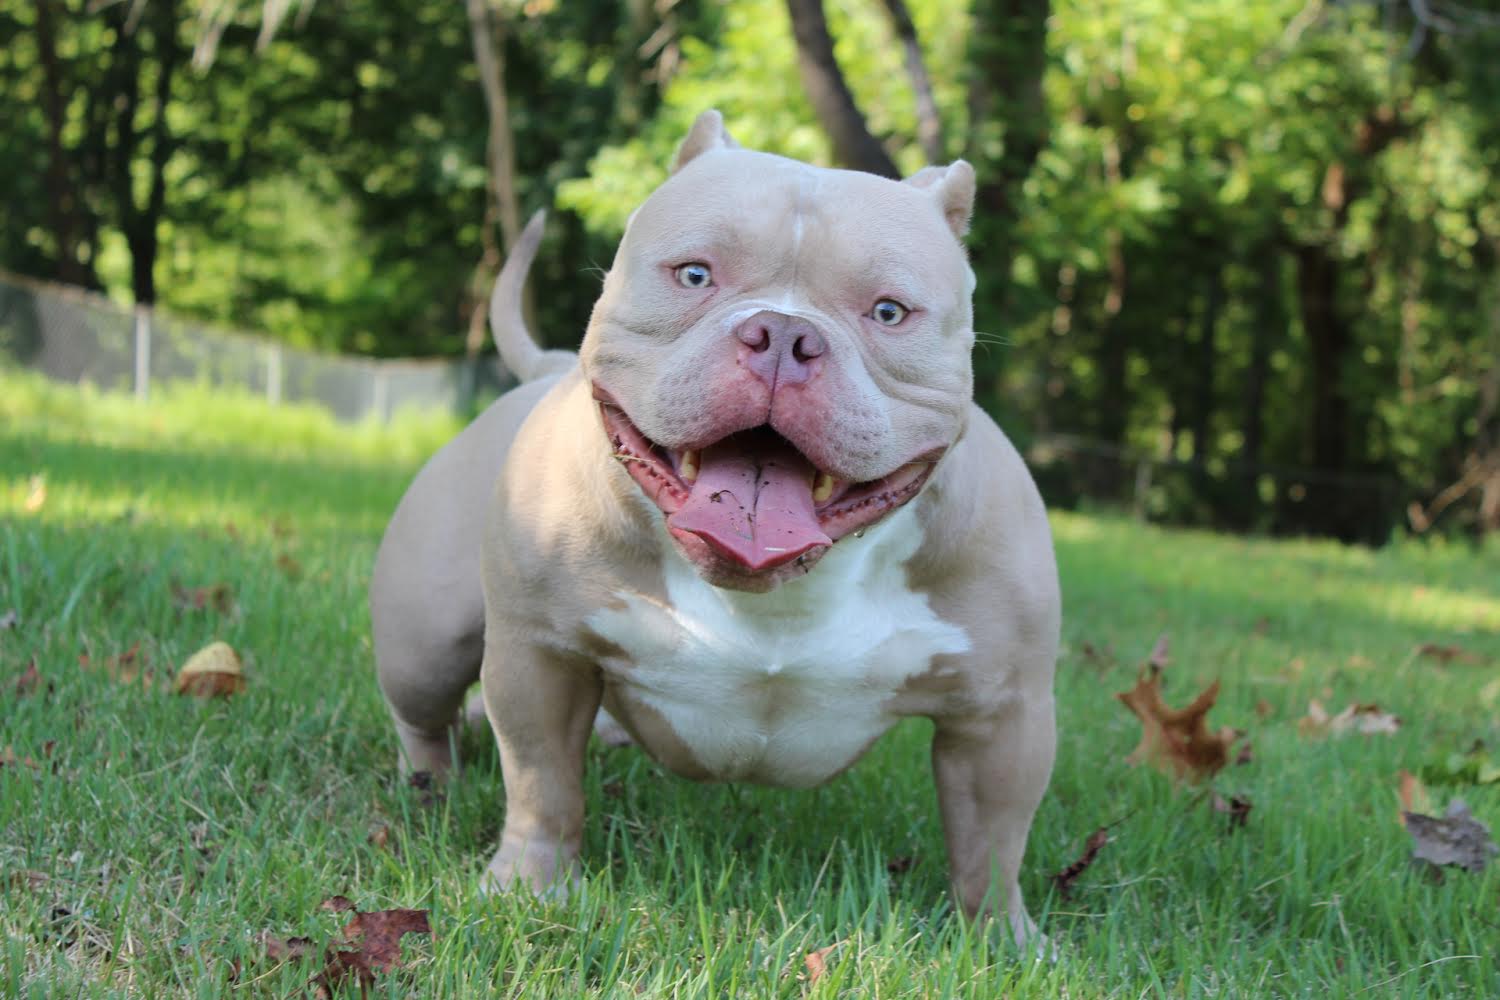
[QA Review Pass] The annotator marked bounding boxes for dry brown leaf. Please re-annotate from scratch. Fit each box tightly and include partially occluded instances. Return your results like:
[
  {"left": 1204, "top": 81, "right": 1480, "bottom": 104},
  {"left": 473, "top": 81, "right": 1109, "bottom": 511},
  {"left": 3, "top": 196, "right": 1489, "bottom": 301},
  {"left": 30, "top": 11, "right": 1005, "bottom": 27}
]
[
  {"left": 12, "top": 660, "right": 42, "bottom": 697},
  {"left": 1397, "top": 769, "right": 1432, "bottom": 826},
  {"left": 1115, "top": 666, "right": 1239, "bottom": 782},
  {"left": 258, "top": 898, "right": 432, "bottom": 998},
  {"left": 1415, "top": 642, "right": 1482, "bottom": 665},
  {"left": 171, "top": 582, "right": 236, "bottom": 615},
  {"left": 174, "top": 642, "right": 246, "bottom": 698},
  {"left": 1147, "top": 633, "right": 1171, "bottom": 669},
  {"left": 1211, "top": 791, "right": 1253, "bottom": 828},
  {"left": 1254, "top": 699, "right": 1274, "bottom": 719},
  {"left": 1403, "top": 799, "right": 1498, "bottom": 874},
  {"left": 1297, "top": 700, "right": 1400, "bottom": 739},
  {"left": 79, "top": 642, "right": 157, "bottom": 689},
  {"left": 368, "top": 825, "right": 392, "bottom": 852},
  {"left": 803, "top": 944, "right": 837, "bottom": 986},
  {"left": 275, "top": 553, "right": 304, "bottom": 580},
  {"left": 23, "top": 476, "right": 46, "bottom": 513},
  {"left": 1051, "top": 826, "right": 1109, "bottom": 898}
]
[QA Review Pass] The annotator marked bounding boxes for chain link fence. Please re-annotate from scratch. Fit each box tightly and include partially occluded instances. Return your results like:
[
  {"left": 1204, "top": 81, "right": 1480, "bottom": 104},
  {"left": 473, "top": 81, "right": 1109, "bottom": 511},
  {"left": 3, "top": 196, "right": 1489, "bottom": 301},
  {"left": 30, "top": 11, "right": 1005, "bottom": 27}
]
[{"left": 0, "top": 270, "right": 508, "bottom": 422}]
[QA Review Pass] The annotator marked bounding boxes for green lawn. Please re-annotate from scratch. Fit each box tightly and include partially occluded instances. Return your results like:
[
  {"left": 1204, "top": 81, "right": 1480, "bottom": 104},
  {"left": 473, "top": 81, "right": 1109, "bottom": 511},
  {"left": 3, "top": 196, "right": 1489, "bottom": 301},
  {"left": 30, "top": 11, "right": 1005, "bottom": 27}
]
[{"left": 2, "top": 368, "right": 1497, "bottom": 998}]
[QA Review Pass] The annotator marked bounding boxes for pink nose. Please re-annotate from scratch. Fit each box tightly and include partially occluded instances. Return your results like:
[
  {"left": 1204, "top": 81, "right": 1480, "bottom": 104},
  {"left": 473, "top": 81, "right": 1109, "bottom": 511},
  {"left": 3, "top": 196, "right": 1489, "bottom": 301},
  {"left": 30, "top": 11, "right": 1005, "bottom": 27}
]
[{"left": 734, "top": 311, "right": 827, "bottom": 388}]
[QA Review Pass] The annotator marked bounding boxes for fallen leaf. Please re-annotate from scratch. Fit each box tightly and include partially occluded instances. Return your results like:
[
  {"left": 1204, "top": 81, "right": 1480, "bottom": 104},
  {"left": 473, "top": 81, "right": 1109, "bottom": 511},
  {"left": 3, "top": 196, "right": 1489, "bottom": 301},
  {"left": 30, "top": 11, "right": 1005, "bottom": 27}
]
[
  {"left": 174, "top": 642, "right": 246, "bottom": 698},
  {"left": 1051, "top": 826, "right": 1109, "bottom": 899},
  {"left": 1398, "top": 769, "right": 1432, "bottom": 824},
  {"left": 1297, "top": 701, "right": 1401, "bottom": 739},
  {"left": 1254, "top": 699, "right": 1274, "bottom": 719},
  {"left": 0, "top": 608, "right": 16, "bottom": 630},
  {"left": 1211, "top": 791, "right": 1252, "bottom": 828},
  {"left": 368, "top": 825, "right": 392, "bottom": 852},
  {"left": 79, "top": 642, "right": 155, "bottom": 689},
  {"left": 1147, "top": 633, "right": 1171, "bottom": 669},
  {"left": 804, "top": 944, "right": 837, "bottom": 986},
  {"left": 12, "top": 660, "right": 43, "bottom": 697},
  {"left": 1415, "top": 642, "right": 1481, "bottom": 665},
  {"left": 258, "top": 931, "right": 319, "bottom": 963},
  {"left": 1, "top": 746, "right": 42, "bottom": 771},
  {"left": 171, "top": 582, "right": 236, "bottom": 615},
  {"left": 1403, "top": 799, "right": 1498, "bottom": 874},
  {"left": 406, "top": 771, "right": 441, "bottom": 808},
  {"left": 1115, "top": 666, "right": 1239, "bottom": 782},
  {"left": 23, "top": 476, "right": 46, "bottom": 513},
  {"left": 258, "top": 898, "right": 432, "bottom": 998},
  {"left": 1234, "top": 741, "right": 1254, "bottom": 766},
  {"left": 275, "top": 553, "right": 304, "bottom": 580}
]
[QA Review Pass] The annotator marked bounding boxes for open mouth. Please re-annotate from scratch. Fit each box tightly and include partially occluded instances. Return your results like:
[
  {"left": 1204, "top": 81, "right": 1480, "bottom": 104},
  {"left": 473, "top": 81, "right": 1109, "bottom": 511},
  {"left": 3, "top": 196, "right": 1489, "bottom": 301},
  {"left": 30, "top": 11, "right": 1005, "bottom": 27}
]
[{"left": 597, "top": 392, "right": 937, "bottom": 575}]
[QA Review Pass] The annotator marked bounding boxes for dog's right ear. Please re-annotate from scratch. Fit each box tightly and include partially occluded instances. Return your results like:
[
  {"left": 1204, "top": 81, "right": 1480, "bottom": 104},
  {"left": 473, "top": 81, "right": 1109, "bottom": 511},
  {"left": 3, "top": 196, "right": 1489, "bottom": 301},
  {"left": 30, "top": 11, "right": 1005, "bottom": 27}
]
[{"left": 673, "top": 109, "right": 740, "bottom": 173}]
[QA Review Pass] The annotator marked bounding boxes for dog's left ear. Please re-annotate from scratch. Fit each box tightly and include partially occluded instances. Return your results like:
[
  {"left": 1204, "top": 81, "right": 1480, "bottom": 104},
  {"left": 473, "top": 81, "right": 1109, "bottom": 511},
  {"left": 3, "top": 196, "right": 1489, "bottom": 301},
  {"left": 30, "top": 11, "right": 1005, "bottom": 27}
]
[
  {"left": 904, "top": 161, "right": 976, "bottom": 238},
  {"left": 673, "top": 109, "right": 741, "bottom": 173}
]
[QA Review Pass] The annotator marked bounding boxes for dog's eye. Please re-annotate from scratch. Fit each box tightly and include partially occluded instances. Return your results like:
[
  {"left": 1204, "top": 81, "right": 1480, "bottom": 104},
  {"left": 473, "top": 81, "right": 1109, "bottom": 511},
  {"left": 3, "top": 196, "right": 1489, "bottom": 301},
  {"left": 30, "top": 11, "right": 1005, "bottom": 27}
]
[
  {"left": 675, "top": 263, "right": 713, "bottom": 289},
  {"left": 871, "top": 299, "right": 909, "bottom": 326}
]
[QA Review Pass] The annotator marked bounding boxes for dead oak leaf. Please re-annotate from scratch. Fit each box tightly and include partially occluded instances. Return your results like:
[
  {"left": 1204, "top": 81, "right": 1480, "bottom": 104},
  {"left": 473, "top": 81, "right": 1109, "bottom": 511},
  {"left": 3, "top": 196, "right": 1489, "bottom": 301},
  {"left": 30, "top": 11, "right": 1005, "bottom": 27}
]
[
  {"left": 12, "top": 660, "right": 44, "bottom": 697},
  {"left": 1211, "top": 791, "right": 1253, "bottom": 829},
  {"left": 170, "top": 582, "right": 236, "bottom": 616},
  {"left": 1415, "top": 642, "right": 1482, "bottom": 666},
  {"left": 1115, "top": 666, "right": 1239, "bottom": 782},
  {"left": 803, "top": 944, "right": 837, "bottom": 986},
  {"left": 314, "top": 904, "right": 432, "bottom": 997},
  {"left": 1297, "top": 700, "right": 1401, "bottom": 739},
  {"left": 173, "top": 642, "right": 246, "bottom": 698},
  {"left": 1051, "top": 826, "right": 1109, "bottom": 899},
  {"left": 1398, "top": 769, "right": 1432, "bottom": 824},
  {"left": 1147, "top": 633, "right": 1171, "bottom": 669},
  {"left": 1403, "top": 799, "right": 1498, "bottom": 874}
]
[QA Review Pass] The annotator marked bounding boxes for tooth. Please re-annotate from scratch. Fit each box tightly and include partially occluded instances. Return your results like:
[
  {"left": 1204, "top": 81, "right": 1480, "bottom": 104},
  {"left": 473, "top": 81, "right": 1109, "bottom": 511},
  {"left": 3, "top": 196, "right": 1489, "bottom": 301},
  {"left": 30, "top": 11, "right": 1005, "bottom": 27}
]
[
  {"left": 812, "top": 472, "right": 836, "bottom": 503},
  {"left": 680, "top": 450, "right": 700, "bottom": 482}
]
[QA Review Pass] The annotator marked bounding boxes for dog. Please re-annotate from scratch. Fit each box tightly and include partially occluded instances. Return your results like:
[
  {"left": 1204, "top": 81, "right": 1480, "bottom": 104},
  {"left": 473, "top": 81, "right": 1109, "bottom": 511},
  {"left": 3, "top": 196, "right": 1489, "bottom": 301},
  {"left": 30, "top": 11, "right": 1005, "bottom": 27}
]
[{"left": 370, "top": 110, "right": 1059, "bottom": 946}]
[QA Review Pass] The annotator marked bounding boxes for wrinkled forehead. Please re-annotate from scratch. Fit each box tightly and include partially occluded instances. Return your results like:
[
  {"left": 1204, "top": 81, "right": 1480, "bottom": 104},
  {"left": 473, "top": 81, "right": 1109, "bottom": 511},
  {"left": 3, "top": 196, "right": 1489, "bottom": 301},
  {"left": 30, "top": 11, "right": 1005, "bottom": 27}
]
[{"left": 621, "top": 151, "right": 967, "bottom": 281}]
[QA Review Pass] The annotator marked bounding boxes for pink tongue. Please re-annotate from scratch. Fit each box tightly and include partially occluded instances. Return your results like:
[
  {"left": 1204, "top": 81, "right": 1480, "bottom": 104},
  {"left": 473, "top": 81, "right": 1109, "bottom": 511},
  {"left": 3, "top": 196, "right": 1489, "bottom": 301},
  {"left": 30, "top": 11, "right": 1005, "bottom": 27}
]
[{"left": 667, "top": 436, "right": 831, "bottom": 571}]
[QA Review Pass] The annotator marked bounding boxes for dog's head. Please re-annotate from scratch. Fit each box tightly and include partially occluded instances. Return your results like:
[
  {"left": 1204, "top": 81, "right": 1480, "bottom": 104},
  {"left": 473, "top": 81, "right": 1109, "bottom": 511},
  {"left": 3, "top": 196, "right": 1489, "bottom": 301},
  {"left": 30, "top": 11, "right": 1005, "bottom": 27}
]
[{"left": 581, "top": 110, "right": 977, "bottom": 591}]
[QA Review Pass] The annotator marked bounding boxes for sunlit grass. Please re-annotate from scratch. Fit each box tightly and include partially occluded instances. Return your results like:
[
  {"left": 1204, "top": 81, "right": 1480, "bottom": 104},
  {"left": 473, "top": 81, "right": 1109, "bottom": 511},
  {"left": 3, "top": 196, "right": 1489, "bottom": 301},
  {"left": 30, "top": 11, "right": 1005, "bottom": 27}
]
[{"left": 2, "top": 370, "right": 1497, "bottom": 998}]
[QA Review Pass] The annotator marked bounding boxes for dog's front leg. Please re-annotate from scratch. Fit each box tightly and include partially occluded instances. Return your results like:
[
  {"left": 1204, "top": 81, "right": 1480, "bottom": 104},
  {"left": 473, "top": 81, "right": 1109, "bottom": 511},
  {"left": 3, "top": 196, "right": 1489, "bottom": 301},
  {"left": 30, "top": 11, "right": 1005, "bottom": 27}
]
[
  {"left": 480, "top": 632, "right": 602, "bottom": 898},
  {"left": 932, "top": 694, "right": 1056, "bottom": 948}
]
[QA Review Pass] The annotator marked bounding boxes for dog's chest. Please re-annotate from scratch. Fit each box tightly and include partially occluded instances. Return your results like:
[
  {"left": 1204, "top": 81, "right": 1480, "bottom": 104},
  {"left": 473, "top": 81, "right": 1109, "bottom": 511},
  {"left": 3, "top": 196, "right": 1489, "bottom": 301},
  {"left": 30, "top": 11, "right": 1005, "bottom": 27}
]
[{"left": 587, "top": 508, "right": 970, "bottom": 786}]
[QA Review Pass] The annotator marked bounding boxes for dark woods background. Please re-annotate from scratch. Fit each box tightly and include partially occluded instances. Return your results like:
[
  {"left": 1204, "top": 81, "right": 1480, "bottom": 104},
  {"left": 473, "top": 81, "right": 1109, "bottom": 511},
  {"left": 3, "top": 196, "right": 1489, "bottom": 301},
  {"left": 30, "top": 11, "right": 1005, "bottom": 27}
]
[{"left": 3, "top": 0, "right": 1499, "bottom": 544}]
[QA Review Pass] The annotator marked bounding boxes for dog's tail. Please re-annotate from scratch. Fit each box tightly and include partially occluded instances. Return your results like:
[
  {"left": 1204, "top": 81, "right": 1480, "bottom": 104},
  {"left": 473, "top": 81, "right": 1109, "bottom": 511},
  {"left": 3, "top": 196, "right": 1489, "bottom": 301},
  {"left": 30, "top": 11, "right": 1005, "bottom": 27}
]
[{"left": 490, "top": 210, "right": 577, "bottom": 382}]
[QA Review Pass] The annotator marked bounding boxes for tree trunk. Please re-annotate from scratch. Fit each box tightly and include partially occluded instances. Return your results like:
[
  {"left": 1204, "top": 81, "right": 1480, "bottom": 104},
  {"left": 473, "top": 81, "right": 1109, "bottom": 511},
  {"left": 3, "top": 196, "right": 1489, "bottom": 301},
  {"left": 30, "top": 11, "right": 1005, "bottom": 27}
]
[
  {"left": 1189, "top": 258, "right": 1224, "bottom": 461},
  {"left": 466, "top": 0, "right": 526, "bottom": 357},
  {"left": 1294, "top": 243, "right": 1352, "bottom": 475},
  {"left": 1242, "top": 245, "right": 1283, "bottom": 469},
  {"left": 33, "top": 0, "right": 95, "bottom": 287},
  {"left": 877, "top": 0, "right": 944, "bottom": 162},
  {"left": 965, "top": 0, "right": 1050, "bottom": 314},
  {"left": 109, "top": 0, "right": 181, "bottom": 306},
  {"left": 784, "top": 0, "right": 899, "bottom": 178}
]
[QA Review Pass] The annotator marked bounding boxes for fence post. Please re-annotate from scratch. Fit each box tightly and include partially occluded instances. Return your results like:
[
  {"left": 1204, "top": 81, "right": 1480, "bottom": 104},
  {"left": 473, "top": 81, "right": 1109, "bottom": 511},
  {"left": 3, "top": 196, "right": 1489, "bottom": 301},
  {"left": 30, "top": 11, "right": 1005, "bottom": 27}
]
[
  {"left": 1132, "top": 458, "right": 1153, "bottom": 521},
  {"left": 265, "top": 343, "right": 283, "bottom": 405},
  {"left": 372, "top": 368, "right": 390, "bottom": 424},
  {"left": 132, "top": 305, "right": 152, "bottom": 401}
]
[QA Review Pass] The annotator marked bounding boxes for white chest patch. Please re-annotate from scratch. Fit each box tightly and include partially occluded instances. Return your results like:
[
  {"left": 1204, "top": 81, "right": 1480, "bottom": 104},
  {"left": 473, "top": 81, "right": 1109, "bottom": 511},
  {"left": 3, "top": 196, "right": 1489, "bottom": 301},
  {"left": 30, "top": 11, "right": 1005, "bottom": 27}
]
[{"left": 587, "top": 506, "right": 970, "bottom": 786}]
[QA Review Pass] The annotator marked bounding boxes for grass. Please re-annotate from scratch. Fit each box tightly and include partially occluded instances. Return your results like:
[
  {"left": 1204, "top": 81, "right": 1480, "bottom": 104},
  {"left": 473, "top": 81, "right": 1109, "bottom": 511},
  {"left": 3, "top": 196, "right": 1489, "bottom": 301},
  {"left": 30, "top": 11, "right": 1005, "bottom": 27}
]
[{"left": 2, "top": 366, "right": 1498, "bottom": 998}]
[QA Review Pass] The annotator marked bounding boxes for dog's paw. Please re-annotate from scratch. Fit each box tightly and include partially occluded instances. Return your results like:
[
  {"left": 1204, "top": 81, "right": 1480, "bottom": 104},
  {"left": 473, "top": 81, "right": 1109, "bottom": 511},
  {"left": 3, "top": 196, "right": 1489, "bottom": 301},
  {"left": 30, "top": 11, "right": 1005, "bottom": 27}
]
[{"left": 481, "top": 837, "right": 582, "bottom": 902}]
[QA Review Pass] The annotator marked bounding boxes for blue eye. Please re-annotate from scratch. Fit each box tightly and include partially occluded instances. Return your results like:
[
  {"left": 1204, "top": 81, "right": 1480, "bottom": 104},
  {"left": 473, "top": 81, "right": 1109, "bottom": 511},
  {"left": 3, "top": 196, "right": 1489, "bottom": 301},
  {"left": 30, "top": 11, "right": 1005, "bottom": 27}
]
[
  {"left": 676, "top": 263, "right": 713, "bottom": 289},
  {"left": 872, "top": 299, "right": 908, "bottom": 326}
]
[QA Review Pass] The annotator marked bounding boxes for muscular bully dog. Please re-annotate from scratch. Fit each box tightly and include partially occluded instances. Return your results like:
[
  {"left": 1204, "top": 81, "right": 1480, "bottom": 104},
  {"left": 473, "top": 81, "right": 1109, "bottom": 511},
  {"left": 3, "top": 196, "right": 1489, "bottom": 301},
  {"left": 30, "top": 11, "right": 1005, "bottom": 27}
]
[{"left": 370, "top": 110, "right": 1059, "bottom": 946}]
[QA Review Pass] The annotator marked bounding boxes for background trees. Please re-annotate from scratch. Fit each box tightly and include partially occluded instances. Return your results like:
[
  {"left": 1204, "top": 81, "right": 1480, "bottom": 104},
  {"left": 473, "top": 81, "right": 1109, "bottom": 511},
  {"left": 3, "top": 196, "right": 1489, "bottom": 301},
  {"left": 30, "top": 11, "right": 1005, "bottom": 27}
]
[{"left": 2, "top": 0, "right": 1496, "bottom": 540}]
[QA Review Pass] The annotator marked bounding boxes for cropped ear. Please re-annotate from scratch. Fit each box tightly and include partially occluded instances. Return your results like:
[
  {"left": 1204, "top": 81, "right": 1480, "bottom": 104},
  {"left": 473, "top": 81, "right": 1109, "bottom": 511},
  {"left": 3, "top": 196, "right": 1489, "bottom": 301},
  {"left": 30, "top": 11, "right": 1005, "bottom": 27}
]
[
  {"left": 904, "top": 160, "right": 976, "bottom": 238},
  {"left": 673, "top": 109, "right": 740, "bottom": 173}
]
